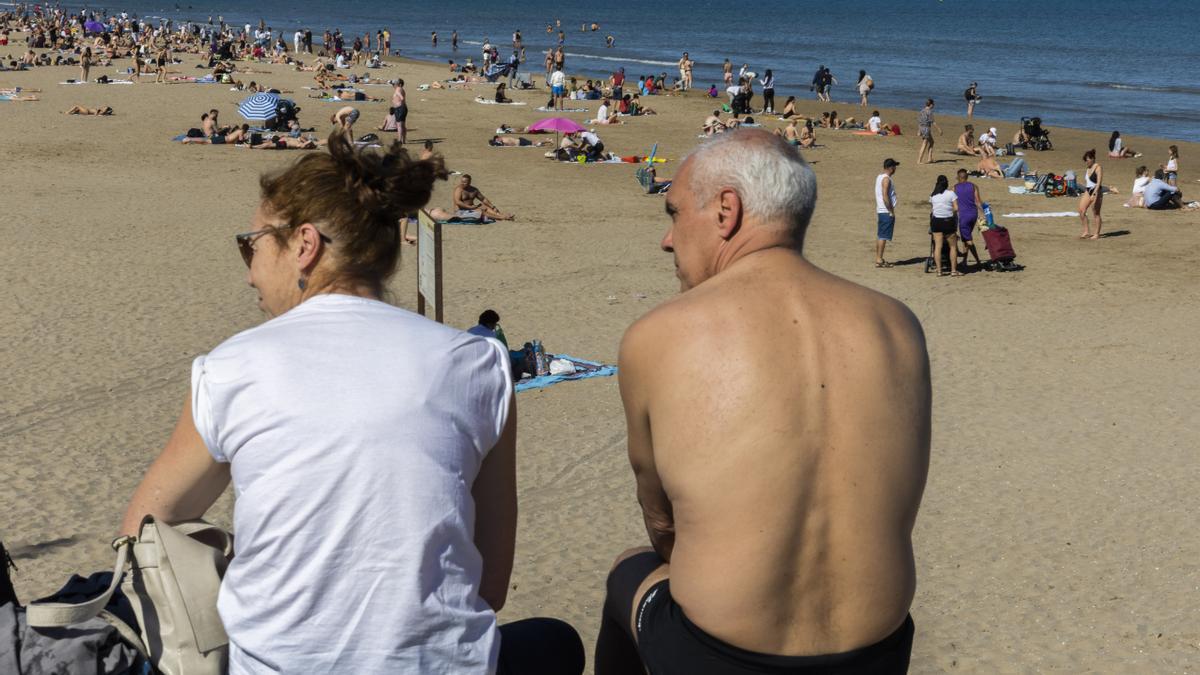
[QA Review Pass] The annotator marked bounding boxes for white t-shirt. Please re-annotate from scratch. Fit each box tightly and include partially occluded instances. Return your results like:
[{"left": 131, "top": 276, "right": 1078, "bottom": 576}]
[
  {"left": 596, "top": 103, "right": 609, "bottom": 120},
  {"left": 1132, "top": 175, "right": 1150, "bottom": 195},
  {"left": 549, "top": 70, "right": 565, "bottom": 87},
  {"left": 930, "top": 190, "right": 957, "bottom": 218},
  {"left": 192, "top": 294, "right": 511, "bottom": 674},
  {"left": 868, "top": 116, "right": 882, "bottom": 133}
]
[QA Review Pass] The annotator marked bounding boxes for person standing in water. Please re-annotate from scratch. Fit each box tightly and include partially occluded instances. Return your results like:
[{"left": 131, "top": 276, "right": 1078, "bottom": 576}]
[{"left": 964, "top": 82, "right": 980, "bottom": 118}]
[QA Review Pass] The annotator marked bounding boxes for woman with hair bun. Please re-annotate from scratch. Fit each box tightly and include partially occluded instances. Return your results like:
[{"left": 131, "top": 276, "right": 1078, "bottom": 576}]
[{"left": 120, "top": 134, "right": 584, "bottom": 674}]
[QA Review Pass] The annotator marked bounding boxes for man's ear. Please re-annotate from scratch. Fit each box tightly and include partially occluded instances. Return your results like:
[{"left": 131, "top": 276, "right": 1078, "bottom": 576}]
[{"left": 715, "top": 188, "right": 743, "bottom": 240}]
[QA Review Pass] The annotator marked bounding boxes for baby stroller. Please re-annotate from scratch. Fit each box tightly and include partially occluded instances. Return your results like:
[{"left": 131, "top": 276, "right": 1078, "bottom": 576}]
[
  {"left": 982, "top": 226, "right": 1024, "bottom": 272},
  {"left": 1021, "top": 117, "right": 1052, "bottom": 151}
]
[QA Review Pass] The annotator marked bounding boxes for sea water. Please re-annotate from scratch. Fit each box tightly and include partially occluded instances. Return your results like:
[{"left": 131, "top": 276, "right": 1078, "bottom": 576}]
[{"left": 86, "top": 0, "right": 1200, "bottom": 140}]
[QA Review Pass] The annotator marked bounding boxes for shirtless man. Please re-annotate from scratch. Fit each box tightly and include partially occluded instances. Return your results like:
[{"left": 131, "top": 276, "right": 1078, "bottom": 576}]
[
  {"left": 390, "top": 78, "right": 408, "bottom": 144},
  {"left": 330, "top": 105, "right": 358, "bottom": 139},
  {"left": 956, "top": 124, "right": 981, "bottom": 156},
  {"left": 677, "top": 52, "right": 693, "bottom": 91},
  {"left": 702, "top": 110, "right": 725, "bottom": 136},
  {"left": 453, "top": 174, "right": 514, "bottom": 221},
  {"left": 596, "top": 129, "right": 929, "bottom": 675}
]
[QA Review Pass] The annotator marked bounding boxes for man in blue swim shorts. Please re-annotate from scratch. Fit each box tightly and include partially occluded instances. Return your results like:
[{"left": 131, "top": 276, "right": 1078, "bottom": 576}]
[{"left": 874, "top": 158, "right": 899, "bottom": 267}]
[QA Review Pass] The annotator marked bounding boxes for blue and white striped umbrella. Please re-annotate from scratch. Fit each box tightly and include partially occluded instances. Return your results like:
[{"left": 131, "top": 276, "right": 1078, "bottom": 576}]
[{"left": 237, "top": 92, "right": 281, "bottom": 121}]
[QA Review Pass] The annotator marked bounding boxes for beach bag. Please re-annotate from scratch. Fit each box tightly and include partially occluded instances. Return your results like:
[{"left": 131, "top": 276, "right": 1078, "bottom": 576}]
[{"left": 28, "top": 517, "right": 233, "bottom": 675}]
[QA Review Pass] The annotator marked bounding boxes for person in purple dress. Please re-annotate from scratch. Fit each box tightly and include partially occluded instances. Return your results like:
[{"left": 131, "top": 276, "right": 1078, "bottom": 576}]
[{"left": 953, "top": 169, "right": 984, "bottom": 267}]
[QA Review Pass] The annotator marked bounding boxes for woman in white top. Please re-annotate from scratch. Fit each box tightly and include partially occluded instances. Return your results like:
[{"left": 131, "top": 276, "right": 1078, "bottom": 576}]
[
  {"left": 1163, "top": 145, "right": 1179, "bottom": 186},
  {"left": 1125, "top": 165, "right": 1150, "bottom": 208},
  {"left": 120, "top": 134, "right": 583, "bottom": 675},
  {"left": 1107, "top": 130, "right": 1137, "bottom": 158},
  {"left": 857, "top": 69, "right": 873, "bottom": 107},
  {"left": 928, "top": 174, "right": 961, "bottom": 277}
]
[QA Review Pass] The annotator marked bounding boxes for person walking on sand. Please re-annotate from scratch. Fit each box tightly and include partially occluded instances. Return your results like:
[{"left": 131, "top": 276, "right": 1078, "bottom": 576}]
[
  {"left": 80, "top": 46, "right": 92, "bottom": 83},
  {"left": 858, "top": 69, "right": 874, "bottom": 107},
  {"left": 1079, "top": 149, "right": 1104, "bottom": 239},
  {"left": 759, "top": 69, "right": 776, "bottom": 114},
  {"left": 390, "top": 78, "right": 408, "bottom": 144},
  {"left": 723, "top": 58, "right": 733, "bottom": 86},
  {"left": 964, "top": 82, "right": 980, "bottom": 118},
  {"left": 875, "top": 158, "right": 900, "bottom": 268},
  {"left": 595, "top": 130, "right": 929, "bottom": 675},
  {"left": 550, "top": 67, "right": 566, "bottom": 111},
  {"left": 953, "top": 169, "right": 985, "bottom": 267},
  {"left": 929, "top": 175, "right": 961, "bottom": 277},
  {"left": 917, "top": 99, "right": 941, "bottom": 164},
  {"left": 678, "top": 52, "right": 693, "bottom": 91}
]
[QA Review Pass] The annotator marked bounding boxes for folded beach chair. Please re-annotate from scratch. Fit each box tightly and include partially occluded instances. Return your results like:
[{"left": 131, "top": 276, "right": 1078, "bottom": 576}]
[{"left": 635, "top": 167, "right": 670, "bottom": 195}]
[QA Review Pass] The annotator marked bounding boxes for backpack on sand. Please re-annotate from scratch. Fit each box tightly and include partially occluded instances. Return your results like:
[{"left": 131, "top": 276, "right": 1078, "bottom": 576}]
[{"left": 28, "top": 517, "right": 233, "bottom": 675}]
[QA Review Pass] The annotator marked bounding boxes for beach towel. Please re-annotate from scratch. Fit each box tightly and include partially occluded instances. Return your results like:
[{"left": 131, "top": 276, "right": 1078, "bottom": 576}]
[
  {"left": 474, "top": 97, "right": 525, "bottom": 105},
  {"left": 535, "top": 106, "right": 588, "bottom": 113},
  {"left": 1001, "top": 211, "right": 1078, "bottom": 218},
  {"left": 515, "top": 355, "right": 616, "bottom": 392},
  {"left": 1008, "top": 186, "right": 1030, "bottom": 194}
]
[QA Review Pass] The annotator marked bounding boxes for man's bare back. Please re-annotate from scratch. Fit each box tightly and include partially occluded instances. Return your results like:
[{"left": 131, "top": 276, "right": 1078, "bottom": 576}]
[
  {"left": 598, "top": 130, "right": 929, "bottom": 674},
  {"left": 621, "top": 249, "right": 928, "bottom": 655}
]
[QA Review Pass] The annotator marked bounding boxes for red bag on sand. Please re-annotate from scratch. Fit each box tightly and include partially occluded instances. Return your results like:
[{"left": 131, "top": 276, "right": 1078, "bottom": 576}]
[{"left": 889, "top": 124, "right": 902, "bottom": 135}]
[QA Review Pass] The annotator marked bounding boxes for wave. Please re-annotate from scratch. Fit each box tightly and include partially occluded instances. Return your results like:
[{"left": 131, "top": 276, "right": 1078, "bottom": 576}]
[{"left": 1080, "top": 81, "right": 1200, "bottom": 96}]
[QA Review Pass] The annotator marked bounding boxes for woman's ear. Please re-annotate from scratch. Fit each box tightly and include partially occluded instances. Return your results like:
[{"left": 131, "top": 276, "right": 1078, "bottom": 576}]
[{"left": 295, "top": 223, "right": 325, "bottom": 272}]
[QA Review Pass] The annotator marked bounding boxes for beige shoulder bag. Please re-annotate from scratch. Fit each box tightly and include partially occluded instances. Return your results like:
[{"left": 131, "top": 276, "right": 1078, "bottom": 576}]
[{"left": 28, "top": 517, "right": 233, "bottom": 675}]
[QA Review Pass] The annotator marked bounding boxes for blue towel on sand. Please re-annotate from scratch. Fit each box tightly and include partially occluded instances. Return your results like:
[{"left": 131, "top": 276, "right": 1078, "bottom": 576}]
[{"left": 515, "top": 354, "right": 616, "bottom": 392}]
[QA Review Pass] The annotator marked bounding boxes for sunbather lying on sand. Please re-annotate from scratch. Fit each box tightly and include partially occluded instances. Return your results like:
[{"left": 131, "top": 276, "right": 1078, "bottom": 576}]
[
  {"left": 65, "top": 105, "right": 112, "bottom": 115},
  {"left": 489, "top": 135, "right": 548, "bottom": 147},
  {"left": 251, "top": 136, "right": 324, "bottom": 150},
  {"left": 181, "top": 124, "right": 250, "bottom": 144}
]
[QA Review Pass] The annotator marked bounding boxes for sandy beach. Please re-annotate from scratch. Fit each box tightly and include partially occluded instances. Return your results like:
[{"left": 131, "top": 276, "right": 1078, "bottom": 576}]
[{"left": 2, "top": 46, "right": 1199, "bottom": 671}]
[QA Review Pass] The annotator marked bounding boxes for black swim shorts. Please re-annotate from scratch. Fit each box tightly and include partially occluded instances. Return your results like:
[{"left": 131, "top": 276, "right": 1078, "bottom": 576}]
[
  {"left": 392, "top": 104, "right": 409, "bottom": 121},
  {"left": 635, "top": 580, "right": 914, "bottom": 675}
]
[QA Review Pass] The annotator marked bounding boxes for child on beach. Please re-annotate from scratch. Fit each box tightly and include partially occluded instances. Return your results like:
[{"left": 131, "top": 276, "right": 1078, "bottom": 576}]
[{"left": 1163, "top": 145, "right": 1179, "bottom": 185}]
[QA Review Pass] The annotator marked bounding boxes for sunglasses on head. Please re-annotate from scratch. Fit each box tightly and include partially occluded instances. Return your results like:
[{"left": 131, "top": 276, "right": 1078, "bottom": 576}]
[{"left": 235, "top": 224, "right": 332, "bottom": 268}]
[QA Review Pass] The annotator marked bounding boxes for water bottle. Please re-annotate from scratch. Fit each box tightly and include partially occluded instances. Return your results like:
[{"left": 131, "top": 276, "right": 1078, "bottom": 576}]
[
  {"left": 982, "top": 203, "right": 995, "bottom": 228},
  {"left": 531, "top": 340, "right": 549, "bottom": 376}
]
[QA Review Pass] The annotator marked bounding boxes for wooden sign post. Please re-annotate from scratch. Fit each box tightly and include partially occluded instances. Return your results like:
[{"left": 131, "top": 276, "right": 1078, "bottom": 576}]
[{"left": 416, "top": 210, "right": 443, "bottom": 323}]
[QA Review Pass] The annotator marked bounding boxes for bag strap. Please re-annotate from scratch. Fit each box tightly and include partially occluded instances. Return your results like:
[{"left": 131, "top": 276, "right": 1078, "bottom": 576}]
[
  {"left": 98, "top": 609, "right": 150, "bottom": 660},
  {"left": 172, "top": 520, "right": 234, "bottom": 557},
  {"left": 26, "top": 536, "right": 131, "bottom": 627}
]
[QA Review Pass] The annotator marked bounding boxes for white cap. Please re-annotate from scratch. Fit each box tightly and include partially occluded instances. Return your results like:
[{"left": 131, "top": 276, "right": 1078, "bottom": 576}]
[{"left": 990, "top": 127, "right": 998, "bottom": 135}]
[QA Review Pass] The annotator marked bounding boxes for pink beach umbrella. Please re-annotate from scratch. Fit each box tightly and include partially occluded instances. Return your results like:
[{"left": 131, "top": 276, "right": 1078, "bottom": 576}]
[{"left": 527, "top": 117, "right": 587, "bottom": 147}]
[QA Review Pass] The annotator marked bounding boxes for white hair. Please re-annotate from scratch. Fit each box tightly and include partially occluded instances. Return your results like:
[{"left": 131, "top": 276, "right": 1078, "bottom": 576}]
[{"left": 685, "top": 130, "right": 818, "bottom": 241}]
